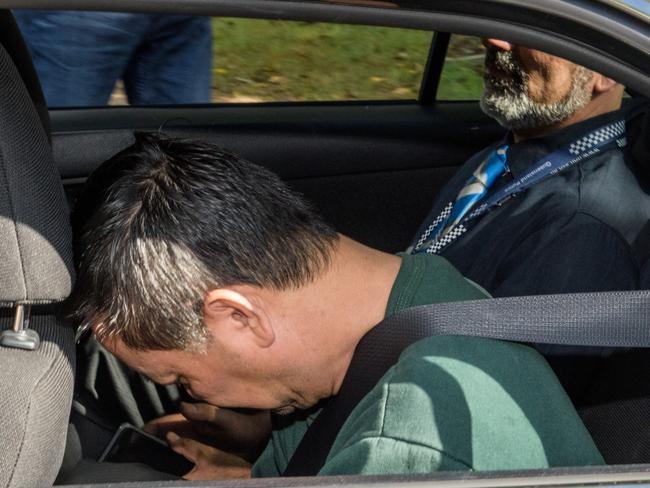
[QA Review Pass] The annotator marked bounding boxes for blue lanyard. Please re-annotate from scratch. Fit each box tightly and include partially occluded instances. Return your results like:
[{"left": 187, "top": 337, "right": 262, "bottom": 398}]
[{"left": 411, "top": 119, "right": 627, "bottom": 254}]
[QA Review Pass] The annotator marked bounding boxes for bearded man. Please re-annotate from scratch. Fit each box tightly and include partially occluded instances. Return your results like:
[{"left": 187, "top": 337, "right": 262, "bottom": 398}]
[{"left": 408, "top": 39, "right": 650, "bottom": 399}]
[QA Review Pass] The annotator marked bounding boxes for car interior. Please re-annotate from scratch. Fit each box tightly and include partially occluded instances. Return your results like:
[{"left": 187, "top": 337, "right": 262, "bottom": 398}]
[{"left": 2, "top": 1, "right": 650, "bottom": 487}]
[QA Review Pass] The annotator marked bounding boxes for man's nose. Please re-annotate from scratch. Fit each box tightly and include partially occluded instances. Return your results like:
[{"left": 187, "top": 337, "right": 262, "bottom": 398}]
[{"left": 482, "top": 38, "right": 514, "bottom": 51}]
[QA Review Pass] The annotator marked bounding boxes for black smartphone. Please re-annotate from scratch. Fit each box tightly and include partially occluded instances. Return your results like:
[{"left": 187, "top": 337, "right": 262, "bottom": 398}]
[{"left": 99, "top": 423, "right": 194, "bottom": 477}]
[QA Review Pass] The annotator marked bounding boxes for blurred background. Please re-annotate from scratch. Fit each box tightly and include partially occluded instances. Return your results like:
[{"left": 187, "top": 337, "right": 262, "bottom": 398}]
[{"left": 13, "top": 11, "right": 486, "bottom": 107}]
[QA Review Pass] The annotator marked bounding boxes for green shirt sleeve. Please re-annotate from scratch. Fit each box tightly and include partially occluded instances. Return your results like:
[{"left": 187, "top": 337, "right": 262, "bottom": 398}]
[
  {"left": 318, "top": 336, "right": 603, "bottom": 476},
  {"left": 319, "top": 436, "right": 471, "bottom": 475}
]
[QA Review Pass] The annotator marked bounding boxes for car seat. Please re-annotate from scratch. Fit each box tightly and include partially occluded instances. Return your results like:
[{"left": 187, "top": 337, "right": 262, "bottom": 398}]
[
  {"left": 0, "top": 9, "right": 75, "bottom": 488},
  {"left": 577, "top": 103, "right": 650, "bottom": 464}
]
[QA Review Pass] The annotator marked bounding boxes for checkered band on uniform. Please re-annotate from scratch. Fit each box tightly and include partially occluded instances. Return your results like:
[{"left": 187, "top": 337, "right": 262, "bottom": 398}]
[
  {"left": 569, "top": 121, "right": 625, "bottom": 155},
  {"left": 414, "top": 201, "right": 453, "bottom": 250},
  {"left": 426, "top": 224, "right": 467, "bottom": 254}
]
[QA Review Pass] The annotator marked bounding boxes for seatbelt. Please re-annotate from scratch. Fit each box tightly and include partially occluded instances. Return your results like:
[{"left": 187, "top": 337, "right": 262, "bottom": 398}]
[{"left": 282, "top": 290, "right": 650, "bottom": 476}]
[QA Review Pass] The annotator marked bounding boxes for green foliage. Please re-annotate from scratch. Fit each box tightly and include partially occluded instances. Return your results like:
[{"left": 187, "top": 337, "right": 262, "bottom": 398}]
[
  {"left": 211, "top": 18, "right": 483, "bottom": 103},
  {"left": 438, "top": 55, "right": 485, "bottom": 100}
]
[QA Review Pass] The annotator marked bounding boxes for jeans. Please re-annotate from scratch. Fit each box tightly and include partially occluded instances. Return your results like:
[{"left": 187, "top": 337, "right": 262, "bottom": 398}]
[{"left": 13, "top": 11, "right": 212, "bottom": 107}]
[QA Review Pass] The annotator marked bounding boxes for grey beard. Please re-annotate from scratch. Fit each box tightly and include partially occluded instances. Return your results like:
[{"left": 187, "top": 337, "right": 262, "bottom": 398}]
[{"left": 480, "top": 50, "right": 594, "bottom": 132}]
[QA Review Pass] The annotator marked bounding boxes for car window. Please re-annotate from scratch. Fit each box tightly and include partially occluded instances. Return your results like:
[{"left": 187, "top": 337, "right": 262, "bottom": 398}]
[
  {"left": 211, "top": 18, "right": 433, "bottom": 104},
  {"left": 437, "top": 35, "right": 485, "bottom": 101},
  {"left": 13, "top": 11, "right": 434, "bottom": 107}
]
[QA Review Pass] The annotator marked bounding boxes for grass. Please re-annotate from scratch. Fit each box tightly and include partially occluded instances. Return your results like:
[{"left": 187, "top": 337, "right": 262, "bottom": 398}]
[
  {"left": 438, "top": 54, "right": 485, "bottom": 100},
  {"left": 210, "top": 18, "right": 484, "bottom": 103}
]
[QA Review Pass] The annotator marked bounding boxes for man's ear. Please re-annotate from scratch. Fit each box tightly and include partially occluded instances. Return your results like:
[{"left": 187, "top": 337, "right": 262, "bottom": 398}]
[
  {"left": 592, "top": 73, "right": 620, "bottom": 95},
  {"left": 203, "top": 288, "right": 275, "bottom": 348}
]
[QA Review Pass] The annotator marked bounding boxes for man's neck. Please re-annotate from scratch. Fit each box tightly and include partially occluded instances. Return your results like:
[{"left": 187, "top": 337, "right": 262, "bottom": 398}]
[{"left": 276, "top": 235, "right": 402, "bottom": 399}]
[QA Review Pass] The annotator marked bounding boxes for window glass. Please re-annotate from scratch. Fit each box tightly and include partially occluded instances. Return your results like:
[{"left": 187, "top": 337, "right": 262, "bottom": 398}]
[
  {"left": 437, "top": 35, "right": 485, "bottom": 100},
  {"left": 211, "top": 19, "right": 432, "bottom": 103},
  {"left": 13, "top": 11, "right": 433, "bottom": 107}
]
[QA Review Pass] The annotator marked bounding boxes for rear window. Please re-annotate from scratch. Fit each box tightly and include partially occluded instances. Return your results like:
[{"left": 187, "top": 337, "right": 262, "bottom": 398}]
[
  {"left": 13, "top": 11, "right": 434, "bottom": 107},
  {"left": 437, "top": 35, "right": 485, "bottom": 101}
]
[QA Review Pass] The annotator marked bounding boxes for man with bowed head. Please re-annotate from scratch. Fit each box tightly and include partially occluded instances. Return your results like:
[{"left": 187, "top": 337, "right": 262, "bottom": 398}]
[{"left": 70, "top": 132, "right": 603, "bottom": 479}]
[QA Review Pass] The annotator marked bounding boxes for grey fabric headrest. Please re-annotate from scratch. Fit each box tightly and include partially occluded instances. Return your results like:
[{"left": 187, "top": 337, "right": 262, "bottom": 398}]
[{"left": 0, "top": 42, "right": 73, "bottom": 304}]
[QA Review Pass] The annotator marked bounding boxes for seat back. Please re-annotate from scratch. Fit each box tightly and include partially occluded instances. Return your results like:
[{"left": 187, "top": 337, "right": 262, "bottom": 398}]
[
  {"left": 578, "top": 117, "right": 650, "bottom": 464},
  {"left": 0, "top": 10, "right": 75, "bottom": 488}
]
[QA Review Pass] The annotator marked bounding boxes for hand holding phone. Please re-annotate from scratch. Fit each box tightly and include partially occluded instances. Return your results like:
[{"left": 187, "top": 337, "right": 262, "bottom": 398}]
[
  {"left": 164, "top": 431, "right": 252, "bottom": 480},
  {"left": 99, "top": 423, "right": 194, "bottom": 477},
  {"left": 145, "top": 402, "right": 271, "bottom": 462}
]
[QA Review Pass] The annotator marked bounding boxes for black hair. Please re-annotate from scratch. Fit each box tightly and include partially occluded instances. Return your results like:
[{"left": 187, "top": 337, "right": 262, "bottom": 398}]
[{"left": 70, "top": 132, "right": 337, "bottom": 350}]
